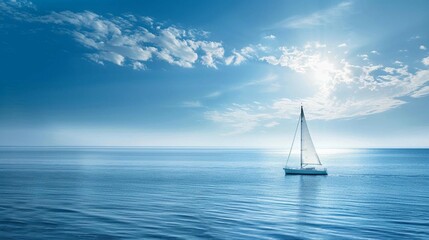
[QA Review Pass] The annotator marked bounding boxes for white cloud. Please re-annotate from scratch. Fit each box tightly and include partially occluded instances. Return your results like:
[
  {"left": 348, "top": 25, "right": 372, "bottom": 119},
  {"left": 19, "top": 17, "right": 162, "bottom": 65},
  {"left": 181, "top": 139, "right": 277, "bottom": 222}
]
[
  {"left": 276, "top": 1, "right": 352, "bottom": 29},
  {"left": 259, "top": 56, "right": 279, "bottom": 65},
  {"left": 188, "top": 29, "right": 210, "bottom": 39},
  {"left": 87, "top": 51, "right": 125, "bottom": 66},
  {"left": 38, "top": 9, "right": 226, "bottom": 69},
  {"left": 259, "top": 42, "right": 334, "bottom": 74},
  {"left": 420, "top": 45, "right": 427, "bottom": 50},
  {"left": 2, "top": 3, "right": 227, "bottom": 70},
  {"left": 384, "top": 67, "right": 395, "bottom": 74},
  {"left": 4, "top": 0, "right": 429, "bottom": 135},
  {"left": 155, "top": 27, "right": 198, "bottom": 67},
  {"left": 197, "top": 41, "right": 224, "bottom": 69},
  {"left": 422, "top": 56, "right": 429, "bottom": 66},
  {"left": 0, "top": 0, "right": 35, "bottom": 19},
  {"left": 141, "top": 16, "right": 153, "bottom": 25},
  {"left": 264, "top": 34, "right": 276, "bottom": 40},
  {"left": 224, "top": 55, "right": 235, "bottom": 66},
  {"left": 371, "top": 50, "right": 380, "bottom": 55},
  {"left": 63, "top": 11, "right": 223, "bottom": 69},
  {"left": 207, "top": 43, "right": 429, "bottom": 134},
  {"left": 225, "top": 46, "right": 255, "bottom": 66},
  {"left": 411, "top": 86, "right": 429, "bottom": 98},
  {"left": 132, "top": 61, "right": 146, "bottom": 70},
  {"left": 357, "top": 54, "right": 369, "bottom": 61}
]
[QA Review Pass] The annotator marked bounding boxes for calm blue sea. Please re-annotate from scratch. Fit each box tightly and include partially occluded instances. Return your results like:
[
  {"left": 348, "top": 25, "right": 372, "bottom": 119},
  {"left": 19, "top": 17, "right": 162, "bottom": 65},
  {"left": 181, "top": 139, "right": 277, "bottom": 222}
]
[{"left": 0, "top": 147, "right": 429, "bottom": 239}]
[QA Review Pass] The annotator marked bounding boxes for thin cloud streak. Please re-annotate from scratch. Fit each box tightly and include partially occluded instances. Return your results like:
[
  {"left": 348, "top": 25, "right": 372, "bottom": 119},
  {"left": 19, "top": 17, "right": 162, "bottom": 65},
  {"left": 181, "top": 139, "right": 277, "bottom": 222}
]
[
  {"left": 275, "top": 1, "right": 352, "bottom": 29},
  {"left": 182, "top": 101, "right": 203, "bottom": 108}
]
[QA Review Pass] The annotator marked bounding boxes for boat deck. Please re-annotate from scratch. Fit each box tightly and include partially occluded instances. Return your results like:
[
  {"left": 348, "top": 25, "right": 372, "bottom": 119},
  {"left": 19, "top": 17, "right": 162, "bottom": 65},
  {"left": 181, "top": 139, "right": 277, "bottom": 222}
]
[{"left": 283, "top": 167, "right": 328, "bottom": 175}]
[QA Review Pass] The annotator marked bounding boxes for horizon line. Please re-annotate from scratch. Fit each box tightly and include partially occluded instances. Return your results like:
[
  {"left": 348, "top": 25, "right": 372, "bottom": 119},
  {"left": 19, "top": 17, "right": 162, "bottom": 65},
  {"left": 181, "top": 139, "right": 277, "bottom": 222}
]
[{"left": 1, "top": 146, "right": 429, "bottom": 149}]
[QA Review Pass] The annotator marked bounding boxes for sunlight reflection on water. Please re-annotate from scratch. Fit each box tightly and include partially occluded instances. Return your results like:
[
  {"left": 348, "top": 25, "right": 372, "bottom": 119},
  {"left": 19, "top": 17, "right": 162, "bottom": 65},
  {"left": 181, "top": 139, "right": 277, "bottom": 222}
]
[{"left": 0, "top": 147, "right": 428, "bottom": 239}]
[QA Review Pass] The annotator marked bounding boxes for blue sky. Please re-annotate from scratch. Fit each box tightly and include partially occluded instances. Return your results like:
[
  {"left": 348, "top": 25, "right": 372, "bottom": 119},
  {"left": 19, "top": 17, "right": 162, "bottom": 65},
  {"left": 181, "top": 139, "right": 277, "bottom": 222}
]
[{"left": 1, "top": 0, "right": 429, "bottom": 147}]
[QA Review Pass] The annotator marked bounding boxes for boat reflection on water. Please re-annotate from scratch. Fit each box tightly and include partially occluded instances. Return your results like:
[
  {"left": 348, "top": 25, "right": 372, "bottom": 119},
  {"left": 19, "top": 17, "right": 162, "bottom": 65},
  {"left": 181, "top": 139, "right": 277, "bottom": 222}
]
[{"left": 296, "top": 175, "right": 324, "bottom": 237}]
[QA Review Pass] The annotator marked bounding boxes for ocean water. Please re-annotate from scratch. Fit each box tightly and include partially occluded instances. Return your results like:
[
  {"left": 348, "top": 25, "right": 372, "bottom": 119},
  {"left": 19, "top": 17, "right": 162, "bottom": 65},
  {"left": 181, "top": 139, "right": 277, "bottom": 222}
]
[{"left": 0, "top": 148, "right": 429, "bottom": 239}]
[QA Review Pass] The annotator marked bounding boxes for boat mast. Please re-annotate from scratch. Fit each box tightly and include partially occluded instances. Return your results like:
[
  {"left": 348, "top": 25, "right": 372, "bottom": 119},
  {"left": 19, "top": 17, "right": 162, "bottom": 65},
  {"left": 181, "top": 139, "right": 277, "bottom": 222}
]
[{"left": 300, "top": 105, "right": 303, "bottom": 169}]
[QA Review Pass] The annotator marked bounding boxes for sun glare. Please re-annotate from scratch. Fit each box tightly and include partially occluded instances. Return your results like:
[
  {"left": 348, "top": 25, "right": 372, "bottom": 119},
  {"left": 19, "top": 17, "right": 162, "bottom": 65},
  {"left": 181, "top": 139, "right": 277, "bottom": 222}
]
[{"left": 312, "top": 59, "right": 337, "bottom": 85}]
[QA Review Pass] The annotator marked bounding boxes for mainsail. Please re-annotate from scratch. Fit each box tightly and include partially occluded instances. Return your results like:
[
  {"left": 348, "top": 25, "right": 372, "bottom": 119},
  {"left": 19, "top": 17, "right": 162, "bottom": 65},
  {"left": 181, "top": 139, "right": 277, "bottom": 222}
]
[{"left": 300, "top": 107, "right": 322, "bottom": 166}]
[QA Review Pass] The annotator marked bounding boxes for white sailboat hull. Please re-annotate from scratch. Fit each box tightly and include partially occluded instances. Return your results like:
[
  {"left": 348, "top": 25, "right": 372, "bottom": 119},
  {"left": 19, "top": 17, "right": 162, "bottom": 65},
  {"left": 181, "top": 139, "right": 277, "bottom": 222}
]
[{"left": 283, "top": 167, "right": 327, "bottom": 175}]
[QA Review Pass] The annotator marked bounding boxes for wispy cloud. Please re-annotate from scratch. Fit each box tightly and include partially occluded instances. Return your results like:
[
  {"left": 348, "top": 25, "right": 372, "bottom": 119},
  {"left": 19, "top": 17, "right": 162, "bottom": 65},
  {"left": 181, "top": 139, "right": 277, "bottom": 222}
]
[
  {"left": 264, "top": 121, "right": 279, "bottom": 128},
  {"left": 411, "top": 86, "right": 429, "bottom": 98},
  {"left": 276, "top": 1, "right": 352, "bottom": 29},
  {"left": 205, "top": 103, "right": 271, "bottom": 135},
  {"left": 0, "top": 0, "right": 35, "bottom": 19},
  {"left": 204, "top": 73, "right": 281, "bottom": 103},
  {"left": 1, "top": 1, "right": 225, "bottom": 70},
  {"left": 205, "top": 91, "right": 222, "bottom": 98},
  {"left": 182, "top": 101, "right": 203, "bottom": 108},
  {"left": 225, "top": 46, "right": 256, "bottom": 66},
  {"left": 357, "top": 54, "right": 369, "bottom": 61},
  {"left": 263, "top": 34, "right": 276, "bottom": 40},
  {"left": 423, "top": 56, "right": 429, "bottom": 66},
  {"left": 234, "top": 73, "right": 281, "bottom": 92},
  {"left": 207, "top": 43, "right": 429, "bottom": 134},
  {"left": 420, "top": 45, "right": 427, "bottom": 50},
  {"left": 259, "top": 42, "right": 331, "bottom": 74},
  {"left": 409, "top": 35, "right": 421, "bottom": 41}
]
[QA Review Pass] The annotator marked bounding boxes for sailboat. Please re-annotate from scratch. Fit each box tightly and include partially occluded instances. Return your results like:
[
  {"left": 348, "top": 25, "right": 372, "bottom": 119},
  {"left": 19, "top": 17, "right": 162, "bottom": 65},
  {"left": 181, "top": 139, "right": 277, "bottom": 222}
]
[{"left": 283, "top": 106, "right": 327, "bottom": 175}]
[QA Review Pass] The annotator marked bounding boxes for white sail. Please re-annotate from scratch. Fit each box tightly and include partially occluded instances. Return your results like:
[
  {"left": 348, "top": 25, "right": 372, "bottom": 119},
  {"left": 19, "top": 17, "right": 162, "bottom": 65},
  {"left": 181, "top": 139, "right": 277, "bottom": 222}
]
[
  {"left": 284, "top": 106, "right": 327, "bottom": 175},
  {"left": 300, "top": 108, "right": 322, "bottom": 166}
]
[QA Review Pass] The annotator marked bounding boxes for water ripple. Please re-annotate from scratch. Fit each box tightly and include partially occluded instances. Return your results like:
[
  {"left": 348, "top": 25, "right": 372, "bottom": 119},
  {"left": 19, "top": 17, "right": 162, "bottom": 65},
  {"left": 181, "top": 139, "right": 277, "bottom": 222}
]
[{"left": 1, "top": 147, "right": 429, "bottom": 239}]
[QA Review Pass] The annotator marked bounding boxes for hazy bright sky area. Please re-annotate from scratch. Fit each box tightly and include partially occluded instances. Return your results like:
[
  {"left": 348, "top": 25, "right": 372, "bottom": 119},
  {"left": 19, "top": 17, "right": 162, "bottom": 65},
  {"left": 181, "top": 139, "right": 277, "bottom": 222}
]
[{"left": 1, "top": 0, "right": 429, "bottom": 147}]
